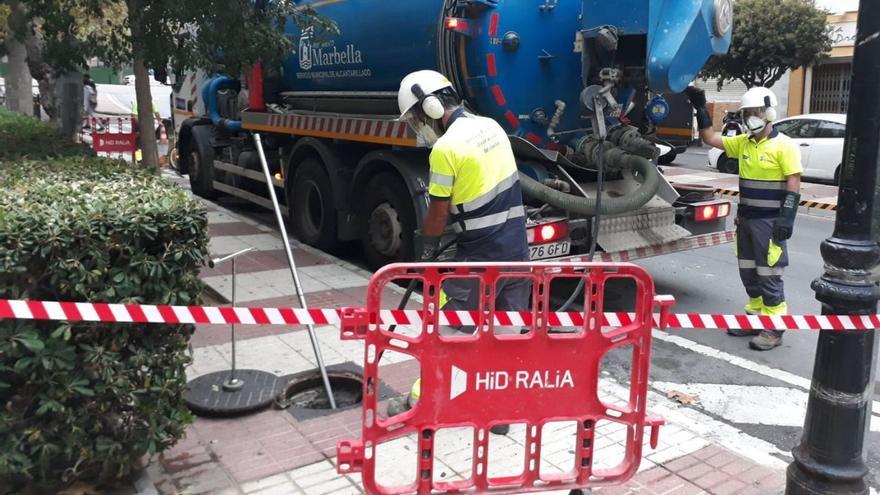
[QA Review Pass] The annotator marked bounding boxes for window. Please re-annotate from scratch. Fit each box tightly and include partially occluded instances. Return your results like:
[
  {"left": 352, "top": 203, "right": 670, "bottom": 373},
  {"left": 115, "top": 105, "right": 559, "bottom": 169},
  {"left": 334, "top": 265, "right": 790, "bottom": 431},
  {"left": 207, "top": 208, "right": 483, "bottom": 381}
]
[
  {"left": 773, "top": 120, "right": 802, "bottom": 135},
  {"left": 775, "top": 119, "right": 819, "bottom": 139},
  {"left": 817, "top": 121, "right": 846, "bottom": 139}
]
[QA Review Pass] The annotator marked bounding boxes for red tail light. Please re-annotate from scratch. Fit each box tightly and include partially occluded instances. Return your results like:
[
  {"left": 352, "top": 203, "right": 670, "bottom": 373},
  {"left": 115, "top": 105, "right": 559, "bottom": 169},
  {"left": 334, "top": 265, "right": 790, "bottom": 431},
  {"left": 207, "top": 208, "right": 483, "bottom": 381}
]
[
  {"left": 528, "top": 222, "right": 569, "bottom": 244},
  {"left": 445, "top": 17, "right": 469, "bottom": 32},
  {"left": 694, "top": 201, "right": 731, "bottom": 222}
]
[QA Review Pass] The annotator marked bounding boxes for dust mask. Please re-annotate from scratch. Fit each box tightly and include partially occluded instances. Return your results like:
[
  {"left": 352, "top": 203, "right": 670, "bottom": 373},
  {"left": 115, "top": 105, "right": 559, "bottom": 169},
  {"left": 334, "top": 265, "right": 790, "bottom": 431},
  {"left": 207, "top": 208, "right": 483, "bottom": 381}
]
[
  {"left": 746, "top": 116, "right": 767, "bottom": 135},
  {"left": 741, "top": 108, "right": 768, "bottom": 135},
  {"left": 415, "top": 123, "right": 440, "bottom": 147}
]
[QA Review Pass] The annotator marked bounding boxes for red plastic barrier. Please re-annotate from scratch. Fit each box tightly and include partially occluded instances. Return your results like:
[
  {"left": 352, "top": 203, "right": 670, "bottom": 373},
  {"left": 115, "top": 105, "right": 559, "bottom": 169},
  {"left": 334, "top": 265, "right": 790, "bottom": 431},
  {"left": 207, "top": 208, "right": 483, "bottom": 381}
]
[{"left": 337, "top": 262, "right": 673, "bottom": 494}]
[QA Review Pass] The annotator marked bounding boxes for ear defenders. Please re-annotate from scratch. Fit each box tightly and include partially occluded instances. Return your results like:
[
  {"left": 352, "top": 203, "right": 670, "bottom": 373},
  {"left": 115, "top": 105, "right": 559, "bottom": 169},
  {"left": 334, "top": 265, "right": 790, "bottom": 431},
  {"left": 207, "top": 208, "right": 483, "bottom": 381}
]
[
  {"left": 764, "top": 95, "right": 777, "bottom": 122},
  {"left": 411, "top": 83, "right": 446, "bottom": 120}
]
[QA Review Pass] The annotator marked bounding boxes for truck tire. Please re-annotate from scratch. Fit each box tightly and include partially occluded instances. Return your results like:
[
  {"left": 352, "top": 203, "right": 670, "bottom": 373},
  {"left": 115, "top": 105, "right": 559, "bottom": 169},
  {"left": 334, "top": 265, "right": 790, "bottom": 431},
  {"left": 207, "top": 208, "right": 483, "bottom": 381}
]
[
  {"left": 359, "top": 173, "right": 416, "bottom": 270},
  {"left": 188, "top": 125, "right": 216, "bottom": 199},
  {"left": 289, "top": 157, "right": 339, "bottom": 252},
  {"left": 718, "top": 153, "right": 739, "bottom": 175}
]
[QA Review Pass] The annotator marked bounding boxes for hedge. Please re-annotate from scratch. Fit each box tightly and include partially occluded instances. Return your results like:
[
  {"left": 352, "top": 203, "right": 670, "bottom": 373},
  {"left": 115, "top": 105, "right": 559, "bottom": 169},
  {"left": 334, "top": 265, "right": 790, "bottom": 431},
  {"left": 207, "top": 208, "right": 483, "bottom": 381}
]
[
  {"left": 0, "top": 157, "right": 209, "bottom": 492},
  {"left": 0, "top": 107, "right": 93, "bottom": 161}
]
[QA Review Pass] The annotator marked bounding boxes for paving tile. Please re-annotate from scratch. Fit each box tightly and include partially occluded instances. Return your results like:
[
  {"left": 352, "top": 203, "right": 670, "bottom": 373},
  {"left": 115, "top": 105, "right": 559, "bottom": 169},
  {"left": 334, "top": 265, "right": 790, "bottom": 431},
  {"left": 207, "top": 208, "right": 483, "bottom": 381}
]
[
  {"left": 172, "top": 463, "right": 237, "bottom": 494},
  {"left": 289, "top": 460, "right": 337, "bottom": 479},
  {"left": 241, "top": 473, "right": 294, "bottom": 493},
  {"left": 677, "top": 462, "right": 714, "bottom": 481},
  {"left": 295, "top": 465, "right": 347, "bottom": 490},
  {"left": 709, "top": 479, "right": 748, "bottom": 495},
  {"left": 691, "top": 469, "right": 732, "bottom": 490},
  {"left": 718, "top": 458, "right": 754, "bottom": 476},
  {"left": 208, "top": 221, "right": 266, "bottom": 238},
  {"left": 209, "top": 211, "right": 245, "bottom": 224},
  {"left": 301, "top": 476, "right": 358, "bottom": 495},
  {"left": 248, "top": 483, "right": 300, "bottom": 495},
  {"left": 662, "top": 452, "right": 702, "bottom": 472}
]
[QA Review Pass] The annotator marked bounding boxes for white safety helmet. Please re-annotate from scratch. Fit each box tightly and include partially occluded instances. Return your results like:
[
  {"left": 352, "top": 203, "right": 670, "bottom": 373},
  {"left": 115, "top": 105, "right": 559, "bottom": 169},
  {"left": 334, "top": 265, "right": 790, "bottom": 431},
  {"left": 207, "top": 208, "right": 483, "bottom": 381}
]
[
  {"left": 398, "top": 70, "right": 455, "bottom": 146},
  {"left": 398, "top": 70, "right": 454, "bottom": 120},
  {"left": 739, "top": 87, "right": 778, "bottom": 135}
]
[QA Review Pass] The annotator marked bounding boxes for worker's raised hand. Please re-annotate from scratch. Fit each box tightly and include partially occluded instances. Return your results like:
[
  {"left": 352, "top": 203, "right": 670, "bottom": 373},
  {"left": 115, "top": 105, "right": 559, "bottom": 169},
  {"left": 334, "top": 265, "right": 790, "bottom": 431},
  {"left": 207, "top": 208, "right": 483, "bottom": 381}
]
[{"left": 684, "top": 86, "right": 707, "bottom": 109}]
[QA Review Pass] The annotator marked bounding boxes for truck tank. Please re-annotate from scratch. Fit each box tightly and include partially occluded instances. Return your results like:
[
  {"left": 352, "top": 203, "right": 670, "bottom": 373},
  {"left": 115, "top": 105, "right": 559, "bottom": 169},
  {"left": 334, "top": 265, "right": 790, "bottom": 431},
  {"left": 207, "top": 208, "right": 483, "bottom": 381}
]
[{"left": 282, "top": 0, "right": 732, "bottom": 149}]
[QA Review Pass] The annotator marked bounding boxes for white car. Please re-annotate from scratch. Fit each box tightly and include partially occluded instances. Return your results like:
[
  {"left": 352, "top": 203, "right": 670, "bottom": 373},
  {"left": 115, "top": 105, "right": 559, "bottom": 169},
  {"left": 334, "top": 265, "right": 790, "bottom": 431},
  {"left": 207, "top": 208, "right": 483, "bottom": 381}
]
[{"left": 708, "top": 113, "right": 847, "bottom": 182}]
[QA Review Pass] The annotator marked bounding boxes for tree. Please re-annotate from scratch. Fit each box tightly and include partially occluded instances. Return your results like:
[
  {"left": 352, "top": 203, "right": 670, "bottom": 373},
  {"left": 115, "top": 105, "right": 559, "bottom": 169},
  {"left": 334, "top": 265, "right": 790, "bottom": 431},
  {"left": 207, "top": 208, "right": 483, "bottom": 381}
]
[
  {"left": 699, "top": 0, "right": 833, "bottom": 89},
  {"left": 8, "top": 0, "right": 335, "bottom": 167}
]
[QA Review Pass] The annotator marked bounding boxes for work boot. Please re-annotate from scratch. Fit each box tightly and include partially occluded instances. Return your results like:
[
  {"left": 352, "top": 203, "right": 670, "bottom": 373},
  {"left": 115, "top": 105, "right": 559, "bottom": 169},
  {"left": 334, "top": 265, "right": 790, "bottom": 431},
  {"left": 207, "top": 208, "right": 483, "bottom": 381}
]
[
  {"left": 386, "top": 396, "right": 412, "bottom": 417},
  {"left": 728, "top": 297, "right": 763, "bottom": 336},
  {"left": 490, "top": 424, "right": 510, "bottom": 435},
  {"left": 749, "top": 331, "right": 782, "bottom": 351}
]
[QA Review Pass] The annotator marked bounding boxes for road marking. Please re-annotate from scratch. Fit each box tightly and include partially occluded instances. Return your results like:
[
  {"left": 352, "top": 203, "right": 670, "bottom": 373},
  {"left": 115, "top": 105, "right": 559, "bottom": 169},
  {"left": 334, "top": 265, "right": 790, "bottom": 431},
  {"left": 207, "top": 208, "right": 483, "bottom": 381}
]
[
  {"left": 652, "top": 381, "right": 880, "bottom": 431},
  {"left": 653, "top": 330, "right": 880, "bottom": 418}
]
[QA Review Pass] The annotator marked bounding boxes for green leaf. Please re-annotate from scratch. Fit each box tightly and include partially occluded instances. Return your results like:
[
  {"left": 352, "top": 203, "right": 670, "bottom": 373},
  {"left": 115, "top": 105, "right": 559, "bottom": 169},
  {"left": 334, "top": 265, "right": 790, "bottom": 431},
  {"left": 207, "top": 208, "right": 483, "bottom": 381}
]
[
  {"left": 72, "top": 386, "right": 95, "bottom": 397},
  {"left": 13, "top": 332, "right": 45, "bottom": 352}
]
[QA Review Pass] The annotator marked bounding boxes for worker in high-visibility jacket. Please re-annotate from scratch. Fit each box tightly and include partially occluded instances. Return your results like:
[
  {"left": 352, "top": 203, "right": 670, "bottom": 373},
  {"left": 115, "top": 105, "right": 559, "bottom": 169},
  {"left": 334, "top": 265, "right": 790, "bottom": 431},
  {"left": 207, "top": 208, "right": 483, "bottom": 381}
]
[
  {"left": 686, "top": 86, "right": 802, "bottom": 351},
  {"left": 385, "top": 70, "right": 530, "bottom": 432}
]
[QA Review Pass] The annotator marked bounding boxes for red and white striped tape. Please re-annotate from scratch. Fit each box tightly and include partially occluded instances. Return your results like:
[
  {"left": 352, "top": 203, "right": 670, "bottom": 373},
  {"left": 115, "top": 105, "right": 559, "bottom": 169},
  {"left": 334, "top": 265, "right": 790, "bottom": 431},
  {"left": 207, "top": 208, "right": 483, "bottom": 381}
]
[{"left": 1, "top": 299, "right": 878, "bottom": 331}]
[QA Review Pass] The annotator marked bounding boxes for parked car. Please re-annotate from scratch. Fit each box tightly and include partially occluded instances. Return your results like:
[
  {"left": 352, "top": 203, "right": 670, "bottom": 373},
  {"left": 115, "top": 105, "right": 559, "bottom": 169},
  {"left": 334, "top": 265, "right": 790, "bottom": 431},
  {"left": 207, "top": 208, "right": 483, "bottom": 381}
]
[{"left": 708, "top": 113, "right": 847, "bottom": 182}]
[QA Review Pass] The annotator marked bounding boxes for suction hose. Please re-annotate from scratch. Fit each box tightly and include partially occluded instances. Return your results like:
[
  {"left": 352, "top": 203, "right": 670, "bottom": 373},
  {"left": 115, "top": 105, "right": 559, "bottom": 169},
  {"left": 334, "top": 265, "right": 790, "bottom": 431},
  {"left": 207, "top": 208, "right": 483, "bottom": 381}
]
[
  {"left": 203, "top": 75, "right": 243, "bottom": 132},
  {"left": 518, "top": 147, "right": 661, "bottom": 216}
]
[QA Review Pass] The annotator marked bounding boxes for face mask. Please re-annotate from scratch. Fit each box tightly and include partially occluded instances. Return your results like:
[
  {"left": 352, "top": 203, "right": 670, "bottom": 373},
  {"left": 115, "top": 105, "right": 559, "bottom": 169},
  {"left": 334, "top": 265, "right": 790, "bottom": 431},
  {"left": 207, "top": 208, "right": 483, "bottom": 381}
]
[
  {"left": 415, "top": 123, "right": 440, "bottom": 147},
  {"left": 405, "top": 111, "right": 443, "bottom": 147},
  {"left": 746, "top": 116, "right": 767, "bottom": 135}
]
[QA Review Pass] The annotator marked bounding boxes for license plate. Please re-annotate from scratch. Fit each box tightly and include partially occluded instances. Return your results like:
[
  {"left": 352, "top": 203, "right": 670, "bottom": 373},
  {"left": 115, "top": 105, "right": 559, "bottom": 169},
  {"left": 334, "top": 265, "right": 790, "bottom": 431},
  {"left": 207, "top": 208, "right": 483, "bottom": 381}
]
[{"left": 529, "top": 241, "right": 571, "bottom": 260}]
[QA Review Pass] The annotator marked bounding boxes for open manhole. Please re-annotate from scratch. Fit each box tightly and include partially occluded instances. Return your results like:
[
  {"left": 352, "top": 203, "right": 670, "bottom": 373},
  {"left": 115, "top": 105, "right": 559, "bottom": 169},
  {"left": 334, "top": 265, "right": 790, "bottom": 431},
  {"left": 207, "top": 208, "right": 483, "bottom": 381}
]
[{"left": 276, "top": 370, "right": 363, "bottom": 410}]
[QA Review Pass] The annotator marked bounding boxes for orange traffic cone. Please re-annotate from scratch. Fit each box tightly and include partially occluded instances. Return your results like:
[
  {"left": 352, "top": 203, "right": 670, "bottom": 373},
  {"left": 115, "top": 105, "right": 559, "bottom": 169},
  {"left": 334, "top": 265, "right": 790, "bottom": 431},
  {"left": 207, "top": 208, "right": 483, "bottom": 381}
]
[{"left": 159, "top": 123, "right": 168, "bottom": 145}]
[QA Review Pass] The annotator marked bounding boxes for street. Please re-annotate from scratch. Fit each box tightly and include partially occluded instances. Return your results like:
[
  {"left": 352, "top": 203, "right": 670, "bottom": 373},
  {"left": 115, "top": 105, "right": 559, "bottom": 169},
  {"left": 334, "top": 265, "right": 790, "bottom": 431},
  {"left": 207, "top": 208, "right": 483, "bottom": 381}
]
[{"left": 204, "top": 146, "right": 879, "bottom": 489}]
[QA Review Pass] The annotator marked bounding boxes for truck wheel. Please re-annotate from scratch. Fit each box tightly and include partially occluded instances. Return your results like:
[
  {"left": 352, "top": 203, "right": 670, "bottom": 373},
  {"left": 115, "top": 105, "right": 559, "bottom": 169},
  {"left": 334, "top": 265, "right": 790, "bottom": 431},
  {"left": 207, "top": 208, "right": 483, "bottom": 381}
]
[
  {"left": 360, "top": 173, "right": 416, "bottom": 270},
  {"left": 289, "top": 157, "right": 339, "bottom": 252},
  {"left": 718, "top": 153, "right": 739, "bottom": 175},
  {"left": 188, "top": 126, "right": 216, "bottom": 199}
]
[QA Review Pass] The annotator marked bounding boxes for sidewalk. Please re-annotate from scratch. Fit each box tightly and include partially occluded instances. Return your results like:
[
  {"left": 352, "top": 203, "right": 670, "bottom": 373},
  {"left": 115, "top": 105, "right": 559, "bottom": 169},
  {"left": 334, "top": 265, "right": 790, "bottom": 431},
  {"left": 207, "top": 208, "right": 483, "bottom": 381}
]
[
  {"left": 136, "top": 170, "right": 788, "bottom": 495},
  {"left": 662, "top": 165, "right": 839, "bottom": 210}
]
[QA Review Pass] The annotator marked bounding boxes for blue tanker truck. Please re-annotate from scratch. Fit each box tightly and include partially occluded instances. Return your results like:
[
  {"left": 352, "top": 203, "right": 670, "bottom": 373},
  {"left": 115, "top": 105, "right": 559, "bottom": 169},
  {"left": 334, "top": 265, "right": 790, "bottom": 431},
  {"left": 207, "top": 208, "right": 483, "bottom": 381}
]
[{"left": 171, "top": 0, "right": 736, "bottom": 270}]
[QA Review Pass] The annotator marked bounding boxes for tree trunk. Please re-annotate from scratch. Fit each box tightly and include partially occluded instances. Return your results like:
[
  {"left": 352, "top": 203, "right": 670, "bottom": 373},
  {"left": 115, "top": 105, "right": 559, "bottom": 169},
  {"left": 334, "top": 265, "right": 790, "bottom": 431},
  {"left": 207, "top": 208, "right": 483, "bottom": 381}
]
[
  {"left": 13, "top": 0, "right": 61, "bottom": 124},
  {"left": 5, "top": 1, "right": 34, "bottom": 115},
  {"left": 133, "top": 59, "right": 160, "bottom": 168},
  {"left": 5, "top": 36, "right": 34, "bottom": 115}
]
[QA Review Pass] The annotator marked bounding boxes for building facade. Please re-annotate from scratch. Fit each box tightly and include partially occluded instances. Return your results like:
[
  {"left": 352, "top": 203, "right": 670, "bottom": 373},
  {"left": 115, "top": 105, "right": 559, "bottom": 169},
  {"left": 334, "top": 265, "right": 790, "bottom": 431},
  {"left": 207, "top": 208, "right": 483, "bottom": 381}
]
[{"left": 787, "top": 10, "right": 857, "bottom": 116}]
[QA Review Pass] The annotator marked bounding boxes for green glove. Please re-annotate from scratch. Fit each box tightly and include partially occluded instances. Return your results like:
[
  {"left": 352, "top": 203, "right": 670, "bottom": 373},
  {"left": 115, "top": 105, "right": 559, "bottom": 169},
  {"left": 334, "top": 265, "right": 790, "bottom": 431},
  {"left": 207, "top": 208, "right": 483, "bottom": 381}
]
[
  {"left": 773, "top": 191, "right": 800, "bottom": 242},
  {"left": 684, "top": 87, "right": 712, "bottom": 130},
  {"left": 413, "top": 230, "right": 441, "bottom": 261}
]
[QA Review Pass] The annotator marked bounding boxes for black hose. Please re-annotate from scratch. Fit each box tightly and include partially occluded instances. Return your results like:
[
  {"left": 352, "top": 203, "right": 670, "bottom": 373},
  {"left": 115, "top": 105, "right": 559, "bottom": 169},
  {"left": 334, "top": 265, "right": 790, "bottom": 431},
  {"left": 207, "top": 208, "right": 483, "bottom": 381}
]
[
  {"left": 518, "top": 148, "right": 660, "bottom": 216},
  {"left": 388, "top": 237, "right": 457, "bottom": 333},
  {"left": 557, "top": 137, "right": 605, "bottom": 312}
]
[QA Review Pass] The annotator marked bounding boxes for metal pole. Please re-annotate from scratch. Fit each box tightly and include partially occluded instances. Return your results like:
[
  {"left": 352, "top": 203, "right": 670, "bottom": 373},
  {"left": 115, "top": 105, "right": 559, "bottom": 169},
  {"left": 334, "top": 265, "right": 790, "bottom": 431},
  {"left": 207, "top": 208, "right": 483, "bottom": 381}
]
[
  {"left": 224, "top": 256, "right": 242, "bottom": 390},
  {"left": 253, "top": 133, "right": 337, "bottom": 409},
  {"left": 787, "top": 3, "right": 880, "bottom": 493},
  {"left": 209, "top": 247, "right": 255, "bottom": 392}
]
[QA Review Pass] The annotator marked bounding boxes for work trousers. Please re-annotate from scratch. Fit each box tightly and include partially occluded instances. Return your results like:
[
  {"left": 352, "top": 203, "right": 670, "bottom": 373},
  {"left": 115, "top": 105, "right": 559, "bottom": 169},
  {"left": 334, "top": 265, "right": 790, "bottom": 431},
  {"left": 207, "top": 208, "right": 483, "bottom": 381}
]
[
  {"left": 737, "top": 216, "right": 788, "bottom": 334},
  {"left": 441, "top": 264, "right": 531, "bottom": 336}
]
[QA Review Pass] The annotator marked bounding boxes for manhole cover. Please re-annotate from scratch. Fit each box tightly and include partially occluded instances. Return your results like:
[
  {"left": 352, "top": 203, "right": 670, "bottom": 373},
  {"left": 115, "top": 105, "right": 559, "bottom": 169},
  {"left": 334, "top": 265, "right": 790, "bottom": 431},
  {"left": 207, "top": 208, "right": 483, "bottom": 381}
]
[
  {"left": 277, "top": 371, "right": 363, "bottom": 410},
  {"left": 185, "top": 369, "right": 282, "bottom": 417}
]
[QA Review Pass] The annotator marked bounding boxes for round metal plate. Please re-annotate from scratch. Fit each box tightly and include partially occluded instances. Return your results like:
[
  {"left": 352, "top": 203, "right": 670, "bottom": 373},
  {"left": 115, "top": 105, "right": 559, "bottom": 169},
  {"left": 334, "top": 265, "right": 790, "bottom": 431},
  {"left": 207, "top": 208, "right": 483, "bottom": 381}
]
[
  {"left": 713, "top": 0, "right": 734, "bottom": 37},
  {"left": 185, "top": 369, "right": 281, "bottom": 417}
]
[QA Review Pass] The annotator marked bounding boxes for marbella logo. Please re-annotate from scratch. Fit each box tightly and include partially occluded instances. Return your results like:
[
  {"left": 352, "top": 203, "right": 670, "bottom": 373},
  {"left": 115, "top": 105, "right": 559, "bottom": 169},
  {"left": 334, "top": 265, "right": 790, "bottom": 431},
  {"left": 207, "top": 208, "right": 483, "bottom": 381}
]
[{"left": 299, "top": 26, "right": 363, "bottom": 71}]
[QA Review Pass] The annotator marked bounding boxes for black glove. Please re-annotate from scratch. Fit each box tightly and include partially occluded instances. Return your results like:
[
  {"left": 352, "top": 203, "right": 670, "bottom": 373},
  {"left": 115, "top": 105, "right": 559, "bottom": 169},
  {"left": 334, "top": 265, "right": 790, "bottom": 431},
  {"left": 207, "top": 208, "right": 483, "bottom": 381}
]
[
  {"left": 773, "top": 191, "right": 800, "bottom": 242},
  {"left": 684, "top": 86, "right": 713, "bottom": 130},
  {"left": 413, "top": 230, "right": 441, "bottom": 261}
]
